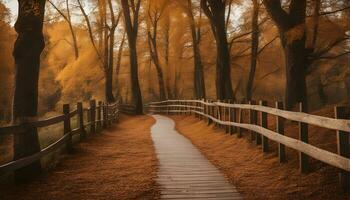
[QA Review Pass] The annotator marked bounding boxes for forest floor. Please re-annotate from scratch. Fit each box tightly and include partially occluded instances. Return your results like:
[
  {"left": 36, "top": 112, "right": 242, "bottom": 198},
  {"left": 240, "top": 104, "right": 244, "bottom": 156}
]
[
  {"left": 0, "top": 115, "right": 160, "bottom": 200},
  {"left": 170, "top": 106, "right": 350, "bottom": 200}
]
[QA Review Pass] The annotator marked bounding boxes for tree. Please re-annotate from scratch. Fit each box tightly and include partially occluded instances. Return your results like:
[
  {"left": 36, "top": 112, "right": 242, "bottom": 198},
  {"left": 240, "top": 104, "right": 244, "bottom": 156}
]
[
  {"left": 12, "top": 0, "right": 46, "bottom": 182},
  {"left": 121, "top": 0, "right": 143, "bottom": 114},
  {"left": 246, "top": 0, "right": 259, "bottom": 101},
  {"left": 147, "top": 1, "right": 167, "bottom": 101},
  {"left": 186, "top": 0, "right": 206, "bottom": 99},
  {"left": 263, "top": 0, "right": 350, "bottom": 110},
  {"left": 263, "top": 0, "right": 308, "bottom": 110},
  {"left": 201, "top": 0, "right": 234, "bottom": 100}
]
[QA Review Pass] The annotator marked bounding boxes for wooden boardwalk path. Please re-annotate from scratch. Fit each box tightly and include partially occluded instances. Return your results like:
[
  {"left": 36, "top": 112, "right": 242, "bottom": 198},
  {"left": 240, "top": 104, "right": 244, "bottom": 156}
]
[{"left": 151, "top": 115, "right": 242, "bottom": 200}]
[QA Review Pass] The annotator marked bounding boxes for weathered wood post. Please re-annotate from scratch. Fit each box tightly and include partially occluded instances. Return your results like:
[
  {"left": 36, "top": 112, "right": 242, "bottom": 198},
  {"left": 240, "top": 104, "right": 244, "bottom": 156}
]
[
  {"left": 90, "top": 100, "right": 96, "bottom": 133},
  {"left": 97, "top": 101, "right": 102, "bottom": 132},
  {"left": 238, "top": 107, "right": 243, "bottom": 138},
  {"left": 207, "top": 100, "right": 213, "bottom": 125},
  {"left": 231, "top": 101, "right": 237, "bottom": 134},
  {"left": 228, "top": 100, "right": 234, "bottom": 135},
  {"left": 249, "top": 100, "right": 257, "bottom": 141},
  {"left": 299, "top": 102, "right": 309, "bottom": 173},
  {"left": 63, "top": 104, "right": 73, "bottom": 153},
  {"left": 166, "top": 100, "right": 170, "bottom": 115},
  {"left": 276, "top": 101, "right": 286, "bottom": 163},
  {"left": 103, "top": 102, "right": 108, "bottom": 128},
  {"left": 260, "top": 100, "right": 269, "bottom": 152},
  {"left": 224, "top": 100, "right": 229, "bottom": 133},
  {"left": 77, "top": 102, "right": 86, "bottom": 140},
  {"left": 215, "top": 100, "right": 220, "bottom": 127},
  {"left": 335, "top": 106, "right": 350, "bottom": 191}
]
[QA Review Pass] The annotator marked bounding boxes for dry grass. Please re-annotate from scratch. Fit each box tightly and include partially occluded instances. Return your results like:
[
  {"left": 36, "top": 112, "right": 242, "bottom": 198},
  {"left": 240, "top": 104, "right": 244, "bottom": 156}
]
[
  {"left": 171, "top": 111, "right": 350, "bottom": 200},
  {"left": 0, "top": 115, "right": 159, "bottom": 200}
]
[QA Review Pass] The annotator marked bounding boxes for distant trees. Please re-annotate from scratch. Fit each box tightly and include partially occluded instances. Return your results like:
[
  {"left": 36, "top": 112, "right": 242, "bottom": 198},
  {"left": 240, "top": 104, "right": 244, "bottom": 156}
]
[
  {"left": 201, "top": 0, "right": 234, "bottom": 100},
  {"left": 121, "top": 0, "right": 143, "bottom": 114},
  {"left": 48, "top": 0, "right": 79, "bottom": 60},
  {"left": 12, "top": 0, "right": 46, "bottom": 182},
  {"left": 77, "top": 0, "right": 122, "bottom": 103}
]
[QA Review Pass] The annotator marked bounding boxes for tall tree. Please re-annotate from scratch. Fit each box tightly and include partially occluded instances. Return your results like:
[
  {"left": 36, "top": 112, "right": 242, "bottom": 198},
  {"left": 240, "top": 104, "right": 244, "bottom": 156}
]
[
  {"left": 246, "top": 0, "right": 259, "bottom": 101},
  {"left": 201, "top": 0, "right": 234, "bottom": 100},
  {"left": 263, "top": 0, "right": 308, "bottom": 110},
  {"left": 105, "top": 0, "right": 122, "bottom": 103},
  {"left": 147, "top": 2, "right": 167, "bottom": 101},
  {"left": 121, "top": 0, "right": 143, "bottom": 114},
  {"left": 12, "top": 0, "right": 46, "bottom": 182},
  {"left": 187, "top": 0, "right": 206, "bottom": 99}
]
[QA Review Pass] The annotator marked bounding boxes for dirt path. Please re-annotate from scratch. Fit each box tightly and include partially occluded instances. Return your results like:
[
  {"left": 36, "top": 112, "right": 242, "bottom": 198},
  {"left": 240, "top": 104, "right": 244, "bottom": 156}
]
[
  {"left": 0, "top": 115, "right": 159, "bottom": 200},
  {"left": 171, "top": 115, "right": 350, "bottom": 200},
  {"left": 151, "top": 115, "right": 241, "bottom": 200}
]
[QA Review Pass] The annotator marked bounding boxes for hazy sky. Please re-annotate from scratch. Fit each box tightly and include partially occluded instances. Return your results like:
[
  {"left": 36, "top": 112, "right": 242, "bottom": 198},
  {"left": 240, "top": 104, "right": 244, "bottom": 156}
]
[{"left": 4, "top": 1, "right": 17, "bottom": 24}]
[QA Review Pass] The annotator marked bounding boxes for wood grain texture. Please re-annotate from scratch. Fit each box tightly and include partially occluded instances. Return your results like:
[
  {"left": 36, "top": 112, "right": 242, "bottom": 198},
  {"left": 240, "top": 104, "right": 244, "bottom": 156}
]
[{"left": 151, "top": 115, "right": 242, "bottom": 200}]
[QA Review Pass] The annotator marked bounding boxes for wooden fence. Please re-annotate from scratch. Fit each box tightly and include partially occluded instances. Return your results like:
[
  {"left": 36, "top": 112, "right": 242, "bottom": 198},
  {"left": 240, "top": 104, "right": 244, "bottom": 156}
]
[
  {"left": 0, "top": 100, "right": 119, "bottom": 177},
  {"left": 147, "top": 99, "right": 350, "bottom": 190}
]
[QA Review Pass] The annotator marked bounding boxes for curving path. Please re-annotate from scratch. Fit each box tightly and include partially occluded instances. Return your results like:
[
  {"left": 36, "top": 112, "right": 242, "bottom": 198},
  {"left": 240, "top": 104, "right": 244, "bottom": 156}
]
[{"left": 151, "top": 115, "right": 242, "bottom": 200}]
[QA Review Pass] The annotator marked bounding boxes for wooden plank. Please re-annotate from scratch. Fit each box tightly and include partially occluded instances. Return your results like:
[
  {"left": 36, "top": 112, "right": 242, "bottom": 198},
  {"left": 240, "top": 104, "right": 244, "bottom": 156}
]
[
  {"left": 33, "top": 115, "right": 65, "bottom": 128},
  {"left": 151, "top": 115, "right": 242, "bottom": 199}
]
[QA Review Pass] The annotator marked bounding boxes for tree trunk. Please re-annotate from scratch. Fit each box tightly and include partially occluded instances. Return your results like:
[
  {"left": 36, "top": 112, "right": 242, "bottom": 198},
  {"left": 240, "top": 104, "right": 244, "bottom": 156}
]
[
  {"left": 188, "top": 1, "right": 205, "bottom": 99},
  {"left": 148, "top": 33, "right": 167, "bottom": 101},
  {"left": 154, "top": 61, "right": 167, "bottom": 101},
  {"left": 215, "top": 16, "right": 234, "bottom": 100},
  {"left": 121, "top": 0, "right": 143, "bottom": 114},
  {"left": 115, "top": 32, "right": 126, "bottom": 97},
  {"left": 246, "top": 0, "right": 259, "bottom": 101},
  {"left": 128, "top": 37, "right": 143, "bottom": 114},
  {"left": 12, "top": 0, "right": 46, "bottom": 182},
  {"left": 283, "top": 36, "right": 308, "bottom": 110},
  {"left": 263, "top": 0, "right": 308, "bottom": 110},
  {"left": 201, "top": 0, "right": 233, "bottom": 100}
]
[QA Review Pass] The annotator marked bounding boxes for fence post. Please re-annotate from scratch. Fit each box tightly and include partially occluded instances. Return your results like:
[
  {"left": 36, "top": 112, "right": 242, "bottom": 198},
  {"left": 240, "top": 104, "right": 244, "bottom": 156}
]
[
  {"left": 335, "top": 106, "right": 350, "bottom": 191},
  {"left": 224, "top": 100, "right": 229, "bottom": 133},
  {"left": 232, "top": 101, "right": 237, "bottom": 134},
  {"left": 276, "top": 101, "right": 286, "bottom": 163},
  {"left": 63, "top": 104, "right": 73, "bottom": 153},
  {"left": 97, "top": 101, "right": 102, "bottom": 132},
  {"left": 166, "top": 100, "right": 170, "bottom": 115},
  {"left": 249, "top": 100, "right": 257, "bottom": 141},
  {"left": 238, "top": 101, "right": 243, "bottom": 138},
  {"left": 299, "top": 102, "right": 309, "bottom": 173},
  {"left": 77, "top": 102, "right": 86, "bottom": 140},
  {"left": 260, "top": 100, "right": 269, "bottom": 152},
  {"left": 207, "top": 100, "right": 212, "bottom": 125},
  {"left": 255, "top": 101, "right": 262, "bottom": 145},
  {"left": 90, "top": 100, "right": 96, "bottom": 133},
  {"left": 103, "top": 102, "right": 107, "bottom": 128},
  {"left": 216, "top": 100, "right": 220, "bottom": 127}
]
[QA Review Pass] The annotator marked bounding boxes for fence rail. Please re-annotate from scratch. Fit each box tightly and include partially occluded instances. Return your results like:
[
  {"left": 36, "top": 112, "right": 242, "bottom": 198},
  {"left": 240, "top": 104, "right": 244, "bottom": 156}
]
[
  {"left": 0, "top": 100, "right": 120, "bottom": 177},
  {"left": 146, "top": 99, "right": 350, "bottom": 190}
]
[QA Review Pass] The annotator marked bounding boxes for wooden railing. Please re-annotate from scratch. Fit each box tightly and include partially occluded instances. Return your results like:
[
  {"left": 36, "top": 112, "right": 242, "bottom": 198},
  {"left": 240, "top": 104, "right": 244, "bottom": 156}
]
[
  {"left": 120, "top": 104, "right": 136, "bottom": 114},
  {"left": 0, "top": 99, "right": 120, "bottom": 177},
  {"left": 147, "top": 99, "right": 350, "bottom": 190}
]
